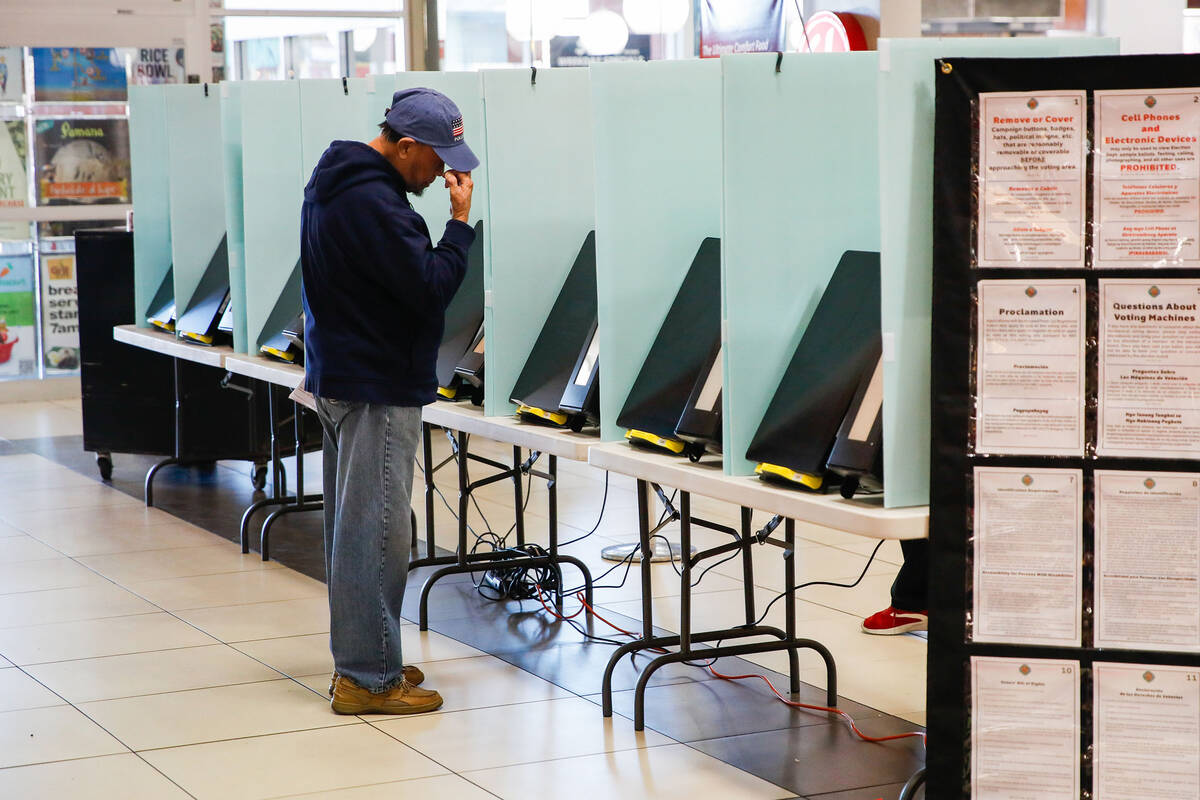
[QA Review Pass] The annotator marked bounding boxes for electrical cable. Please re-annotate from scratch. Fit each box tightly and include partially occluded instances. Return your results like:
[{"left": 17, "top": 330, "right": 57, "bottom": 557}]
[{"left": 749, "top": 538, "right": 886, "bottom": 629}]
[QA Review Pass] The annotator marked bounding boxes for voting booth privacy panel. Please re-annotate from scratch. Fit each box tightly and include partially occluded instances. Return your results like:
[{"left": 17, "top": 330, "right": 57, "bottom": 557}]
[
  {"left": 163, "top": 84, "right": 229, "bottom": 342},
  {"left": 128, "top": 86, "right": 172, "bottom": 331},
  {"left": 591, "top": 59, "right": 721, "bottom": 444},
  {"left": 481, "top": 67, "right": 595, "bottom": 418},
  {"left": 721, "top": 52, "right": 881, "bottom": 482},
  {"left": 877, "top": 36, "right": 1120, "bottom": 509},
  {"left": 928, "top": 54, "right": 1200, "bottom": 800},
  {"left": 220, "top": 82, "right": 248, "bottom": 354}
]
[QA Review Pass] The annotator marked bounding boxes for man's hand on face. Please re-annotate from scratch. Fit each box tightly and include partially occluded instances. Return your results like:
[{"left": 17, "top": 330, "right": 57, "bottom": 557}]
[{"left": 445, "top": 170, "right": 474, "bottom": 223}]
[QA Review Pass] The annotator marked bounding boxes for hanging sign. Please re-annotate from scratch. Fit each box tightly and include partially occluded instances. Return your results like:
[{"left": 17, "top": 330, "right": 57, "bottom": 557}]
[{"left": 699, "top": 0, "right": 785, "bottom": 58}]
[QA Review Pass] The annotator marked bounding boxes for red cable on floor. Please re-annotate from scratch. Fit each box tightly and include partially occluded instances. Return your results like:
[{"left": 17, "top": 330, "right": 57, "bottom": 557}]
[{"left": 538, "top": 587, "right": 926, "bottom": 749}]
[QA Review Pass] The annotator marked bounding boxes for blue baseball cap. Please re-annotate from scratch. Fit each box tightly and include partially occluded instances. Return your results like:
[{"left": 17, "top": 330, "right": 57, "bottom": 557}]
[{"left": 384, "top": 87, "right": 479, "bottom": 172}]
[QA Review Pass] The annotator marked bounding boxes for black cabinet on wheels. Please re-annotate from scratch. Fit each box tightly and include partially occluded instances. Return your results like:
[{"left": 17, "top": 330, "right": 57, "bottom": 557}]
[{"left": 75, "top": 228, "right": 277, "bottom": 487}]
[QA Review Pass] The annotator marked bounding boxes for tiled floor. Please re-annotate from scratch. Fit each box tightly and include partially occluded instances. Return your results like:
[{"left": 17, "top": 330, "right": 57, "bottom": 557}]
[{"left": 0, "top": 399, "right": 926, "bottom": 799}]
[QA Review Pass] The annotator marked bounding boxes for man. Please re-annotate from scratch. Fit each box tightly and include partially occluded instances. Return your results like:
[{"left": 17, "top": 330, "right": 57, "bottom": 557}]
[{"left": 301, "top": 88, "right": 477, "bottom": 715}]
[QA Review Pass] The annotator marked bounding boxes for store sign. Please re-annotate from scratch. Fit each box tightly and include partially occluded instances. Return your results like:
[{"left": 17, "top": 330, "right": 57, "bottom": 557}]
[
  {"left": 798, "top": 11, "right": 869, "bottom": 53},
  {"left": 35, "top": 118, "right": 131, "bottom": 205},
  {"left": 0, "top": 47, "right": 25, "bottom": 103},
  {"left": 550, "top": 34, "right": 650, "bottom": 67},
  {"left": 32, "top": 48, "right": 127, "bottom": 102},
  {"left": 132, "top": 48, "right": 185, "bottom": 85},
  {"left": 0, "top": 121, "right": 28, "bottom": 241},
  {"left": 40, "top": 244, "right": 80, "bottom": 373},
  {"left": 699, "top": 0, "right": 785, "bottom": 58},
  {"left": 0, "top": 252, "right": 37, "bottom": 379}
]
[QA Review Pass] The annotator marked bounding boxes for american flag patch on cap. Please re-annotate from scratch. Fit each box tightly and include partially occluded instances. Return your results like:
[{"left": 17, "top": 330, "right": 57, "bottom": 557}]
[{"left": 450, "top": 116, "right": 464, "bottom": 141}]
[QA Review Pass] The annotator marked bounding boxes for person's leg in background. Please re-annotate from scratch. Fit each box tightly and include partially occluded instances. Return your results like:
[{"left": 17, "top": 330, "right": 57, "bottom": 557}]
[
  {"left": 862, "top": 538, "right": 929, "bottom": 635},
  {"left": 316, "top": 399, "right": 439, "bottom": 714}
]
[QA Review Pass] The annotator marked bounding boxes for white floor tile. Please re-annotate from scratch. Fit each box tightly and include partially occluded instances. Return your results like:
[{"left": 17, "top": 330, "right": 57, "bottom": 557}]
[
  {"left": 0, "top": 583, "right": 159, "bottom": 629},
  {"left": 142, "top": 723, "right": 447, "bottom": 800},
  {"left": 0, "top": 752, "right": 192, "bottom": 799},
  {"left": 77, "top": 543, "right": 284, "bottom": 584},
  {"left": 374, "top": 695, "right": 672, "bottom": 772},
  {"left": 398, "top": 655, "right": 571, "bottom": 714},
  {"left": 16, "top": 520, "right": 225, "bottom": 558},
  {"left": 0, "top": 483, "right": 141, "bottom": 514},
  {"left": 0, "top": 466, "right": 99, "bottom": 493},
  {"left": 0, "top": 453, "right": 62, "bottom": 474},
  {"left": 275, "top": 773, "right": 497, "bottom": 799},
  {"left": 0, "top": 535, "right": 65, "bottom": 563},
  {"left": 0, "top": 503, "right": 180, "bottom": 538},
  {"left": 175, "top": 596, "right": 330, "bottom": 643},
  {"left": 80, "top": 678, "right": 355, "bottom": 751},
  {"left": 0, "top": 612, "right": 217, "bottom": 665},
  {"left": 0, "top": 667, "right": 65, "bottom": 712},
  {"left": 0, "top": 705, "right": 128, "bottom": 768},
  {"left": 0, "top": 557, "right": 107, "bottom": 594},
  {"left": 464, "top": 742, "right": 791, "bottom": 800},
  {"left": 126, "top": 568, "right": 326, "bottom": 611},
  {"left": 0, "top": 402, "right": 83, "bottom": 440},
  {"left": 27, "top": 643, "right": 283, "bottom": 704},
  {"left": 236, "top": 627, "right": 483, "bottom": 682}
]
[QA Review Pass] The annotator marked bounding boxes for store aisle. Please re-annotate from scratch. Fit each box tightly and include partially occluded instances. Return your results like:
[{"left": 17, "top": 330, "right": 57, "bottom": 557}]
[{"left": 0, "top": 400, "right": 925, "bottom": 799}]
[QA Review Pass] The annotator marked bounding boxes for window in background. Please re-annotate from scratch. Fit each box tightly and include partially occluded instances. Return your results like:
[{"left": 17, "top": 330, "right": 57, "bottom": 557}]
[
  {"left": 223, "top": 14, "right": 404, "bottom": 81},
  {"left": 438, "top": 0, "right": 693, "bottom": 71}
]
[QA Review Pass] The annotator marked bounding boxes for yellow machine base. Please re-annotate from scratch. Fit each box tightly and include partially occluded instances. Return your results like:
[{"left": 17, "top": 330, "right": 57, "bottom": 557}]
[
  {"left": 517, "top": 404, "right": 568, "bottom": 426},
  {"left": 437, "top": 385, "right": 458, "bottom": 399},
  {"left": 180, "top": 331, "right": 213, "bottom": 345},
  {"left": 260, "top": 346, "right": 296, "bottom": 363},
  {"left": 625, "top": 429, "right": 685, "bottom": 454},
  {"left": 755, "top": 462, "right": 824, "bottom": 490},
  {"left": 149, "top": 319, "right": 175, "bottom": 333}
]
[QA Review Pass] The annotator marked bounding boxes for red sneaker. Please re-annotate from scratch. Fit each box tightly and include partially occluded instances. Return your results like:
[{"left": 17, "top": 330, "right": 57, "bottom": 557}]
[{"left": 861, "top": 606, "right": 928, "bottom": 635}]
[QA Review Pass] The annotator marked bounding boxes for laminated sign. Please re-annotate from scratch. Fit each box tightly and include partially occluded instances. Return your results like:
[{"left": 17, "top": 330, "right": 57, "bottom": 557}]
[
  {"left": 0, "top": 254, "right": 36, "bottom": 378},
  {"left": 35, "top": 118, "right": 131, "bottom": 205}
]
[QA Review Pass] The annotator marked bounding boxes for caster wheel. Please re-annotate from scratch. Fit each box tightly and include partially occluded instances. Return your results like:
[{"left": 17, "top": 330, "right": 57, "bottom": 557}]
[
  {"left": 688, "top": 451, "right": 702, "bottom": 463},
  {"left": 251, "top": 464, "right": 268, "bottom": 491},
  {"left": 568, "top": 416, "right": 585, "bottom": 433},
  {"left": 96, "top": 455, "right": 113, "bottom": 481}
]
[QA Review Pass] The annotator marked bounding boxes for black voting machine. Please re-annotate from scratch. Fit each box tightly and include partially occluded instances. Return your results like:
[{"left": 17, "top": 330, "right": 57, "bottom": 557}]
[
  {"left": 617, "top": 237, "right": 722, "bottom": 460},
  {"left": 509, "top": 231, "right": 600, "bottom": 431},
  {"left": 746, "top": 250, "right": 882, "bottom": 497}
]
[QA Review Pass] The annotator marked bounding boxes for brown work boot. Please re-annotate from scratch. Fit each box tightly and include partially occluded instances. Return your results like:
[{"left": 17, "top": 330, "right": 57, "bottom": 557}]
[
  {"left": 327, "top": 665, "right": 424, "bottom": 697},
  {"left": 330, "top": 675, "right": 443, "bottom": 715}
]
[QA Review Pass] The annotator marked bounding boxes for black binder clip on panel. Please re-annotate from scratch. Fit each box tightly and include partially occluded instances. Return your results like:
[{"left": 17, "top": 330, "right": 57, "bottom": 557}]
[
  {"left": 509, "top": 231, "right": 599, "bottom": 432},
  {"left": 616, "top": 237, "right": 721, "bottom": 460},
  {"left": 746, "top": 250, "right": 881, "bottom": 493},
  {"left": 674, "top": 339, "right": 723, "bottom": 461},
  {"left": 436, "top": 221, "right": 485, "bottom": 402},
  {"left": 176, "top": 233, "right": 231, "bottom": 346},
  {"left": 146, "top": 266, "right": 176, "bottom": 332}
]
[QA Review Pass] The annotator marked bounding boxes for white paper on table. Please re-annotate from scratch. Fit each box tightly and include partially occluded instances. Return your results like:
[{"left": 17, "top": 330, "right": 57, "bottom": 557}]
[
  {"left": 1098, "top": 279, "right": 1200, "bottom": 458},
  {"left": 972, "top": 467, "right": 1083, "bottom": 646},
  {"left": 1095, "top": 470, "right": 1200, "bottom": 652},
  {"left": 976, "top": 279, "right": 1086, "bottom": 456},
  {"left": 977, "top": 91, "right": 1087, "bottom": 269},
  {"left": 971, "top": 656, "right": 1080, "bottom": 800},
  {"left": 1094, "top": 88, "right": 1200, "bottom": 270},
  {"left": 1094, "top": 662, "right": 1200, "bottom": 800}
]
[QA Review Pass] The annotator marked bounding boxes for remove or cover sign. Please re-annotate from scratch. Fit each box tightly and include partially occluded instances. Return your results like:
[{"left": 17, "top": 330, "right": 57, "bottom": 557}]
[
  {"left": 971, "top": 656, "right": 1080, "bottom": 800},
  {"left": 1093, "top": 662, "right": 1200, "bottom": 800},
  {"left": 1098, "top": 279, "right": 1200, "bottom": 457},
  {"left": 1095, "top": 470, "right": 1200, "bottom": 652},
  {"left": 1094, "top": 88, "right": 1200, "bottom": 269},
  {"left": 976, "top": 279, "right": 1085, "bottom": 455},
  {"left": 972, "top": 467, "right": 1082, "bottom": 647},
  {"left": 977, "top": 91, "right": 1087, "bottom": 268}
]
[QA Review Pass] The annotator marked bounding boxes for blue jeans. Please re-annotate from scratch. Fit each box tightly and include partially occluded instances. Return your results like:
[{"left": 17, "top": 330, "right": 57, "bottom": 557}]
[{"left": 315, "top": 398, "right": 421, "bottom": 693}]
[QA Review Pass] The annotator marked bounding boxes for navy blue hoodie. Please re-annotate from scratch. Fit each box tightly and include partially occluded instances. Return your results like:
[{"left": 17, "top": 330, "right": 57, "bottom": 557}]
[{"left": 301, "top": 140, "right": 475, "bottom": 406}]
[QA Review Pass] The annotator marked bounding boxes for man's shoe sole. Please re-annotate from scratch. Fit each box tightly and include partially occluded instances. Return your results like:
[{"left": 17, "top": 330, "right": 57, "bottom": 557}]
[
  {"left": 330, "top": 696, "right": 444, "bottom": 715},
  {"left": 861, "top": 620, "right": 927, "bottom": 635}
]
